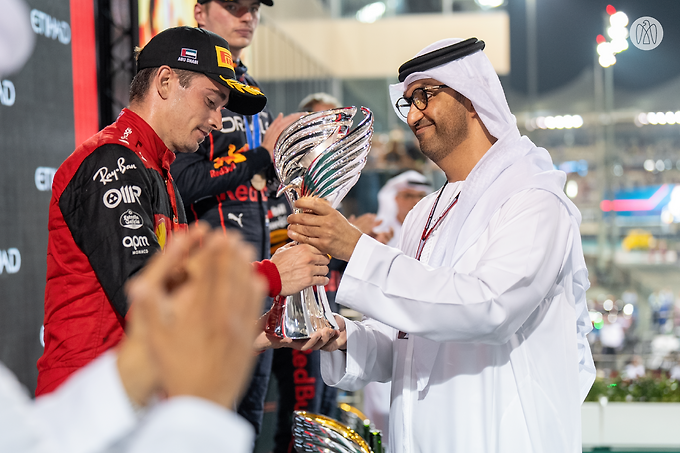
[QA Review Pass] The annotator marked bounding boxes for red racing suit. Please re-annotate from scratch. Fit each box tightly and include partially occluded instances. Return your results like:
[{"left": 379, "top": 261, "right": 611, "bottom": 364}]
[{"left": 36, "top": 109, "right": 188, "bottom": 395}]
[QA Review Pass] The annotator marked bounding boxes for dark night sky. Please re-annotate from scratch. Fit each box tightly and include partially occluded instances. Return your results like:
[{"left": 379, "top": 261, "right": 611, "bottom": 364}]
[{"left": 506, "top": 0, "right": 680, "bottom": 94}]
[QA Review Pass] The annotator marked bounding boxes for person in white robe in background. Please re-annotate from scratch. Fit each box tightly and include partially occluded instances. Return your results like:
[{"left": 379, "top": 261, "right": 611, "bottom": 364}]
[
  {"left": 285, "top": 38, "right": 596, "bottom": 452},
  {"left": 374, "top": 170, "right": 433, "bottom": 248},
  {"left": 0, "top": 226, "right": 265, "bottom": 453}
]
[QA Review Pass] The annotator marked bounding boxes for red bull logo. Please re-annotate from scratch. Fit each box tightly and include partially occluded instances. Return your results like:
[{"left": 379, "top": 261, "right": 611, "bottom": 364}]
[
  {"left": 292, "top": 349, "right": 316, "bottom": 410},
  {"left": 216, "top": 185, "right": 268, "bottom": 203},
  {"left": 213, "top": 144, "right": 248, "bottom": 169}
]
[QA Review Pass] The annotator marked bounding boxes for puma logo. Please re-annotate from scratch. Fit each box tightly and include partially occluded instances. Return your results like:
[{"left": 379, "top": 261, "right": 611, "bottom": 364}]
[{"left": 228, "top": 212, "right": 244, "bottom": 228}]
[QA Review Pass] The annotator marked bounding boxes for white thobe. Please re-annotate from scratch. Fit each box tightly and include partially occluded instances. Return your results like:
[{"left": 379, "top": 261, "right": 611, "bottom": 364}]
[
  {"left": 321, "top": 132, "right": 595, "bottom": 453},
  {"left": 0, "top": 352, "right": 253, "bottom": 453}
]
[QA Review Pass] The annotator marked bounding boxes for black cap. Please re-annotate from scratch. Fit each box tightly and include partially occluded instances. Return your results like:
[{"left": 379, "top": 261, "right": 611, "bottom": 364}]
[
  {"left": 137, "top": 26, "right": 267, "bottom": 115},
  {"left": 196, "top": 0, "right": 273, "bottom": 6}
]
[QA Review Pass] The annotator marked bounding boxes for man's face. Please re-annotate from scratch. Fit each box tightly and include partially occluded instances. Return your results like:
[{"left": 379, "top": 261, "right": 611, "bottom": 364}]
[
  {"left": 162, "top": 72, "right": 230, "bottom": 154},
  {"left": 405, "top": 78, "right": 469, "bottom": 164},
  {"left": 395, "top": 188, "right": 427, "bottom": 224},
  {"left": 196, "top": 0, "right": 261, "bottom": 56}
]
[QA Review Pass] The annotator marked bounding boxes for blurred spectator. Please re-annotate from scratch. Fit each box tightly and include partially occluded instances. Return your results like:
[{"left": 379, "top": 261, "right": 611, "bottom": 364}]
[
  {"left": 600, "top": 314, "right": 626, "bottom": 355},
  {"left": 298, "top": 92, "right": 341, "bottom": 112},
  {"left": 374, "top": 170, "right": 432, "bottom": 247},
  {"left": 624, "top": 355, "right": 646, "bottom": 380},
  {"left": 670, "top": 353, "right": 680, "bottom": 380},
  {"left": 370, "top": 128, "right": 427, "bottom": 171},
  {"left": 651, "top": 289, "right": 674, "bottom": 333}
]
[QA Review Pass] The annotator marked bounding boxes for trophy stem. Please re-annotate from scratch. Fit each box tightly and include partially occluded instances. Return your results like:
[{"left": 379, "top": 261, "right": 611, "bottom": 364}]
[{"left": 265, "top": 286, "right": 339, "bottom": 340}]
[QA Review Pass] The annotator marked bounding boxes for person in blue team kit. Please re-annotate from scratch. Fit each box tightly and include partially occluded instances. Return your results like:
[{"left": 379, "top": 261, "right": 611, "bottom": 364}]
[{"left": 170, "top": 0, "right": 304, "bottom": 436}]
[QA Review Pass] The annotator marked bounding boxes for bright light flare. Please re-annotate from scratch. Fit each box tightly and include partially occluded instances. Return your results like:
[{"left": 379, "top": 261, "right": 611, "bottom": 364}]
[
  {"left": 610, "top": 11, "right": 629, "bottom": 28},
  {"left": 356, "top": 2, "right": 386, "bottom": 23},
  {"left": 612, "top": 38, "right": 629, "bottom": 53},
  {"left": 566, "top": 180, "right": 578, "bottom": 198},
  {"left": 607, "top": 26, "right": 628, "bottom": 41},
  {"left": 597, "top": 41, "right": 614, "bottom": 56},
  {"left": 590, "top": 311, "right": 604, "bottom": 329},
  {"left": 599, "top": 54, "right": 616, "bottom": 68},
  {"left": 666, "top": 112, "right": 677, "bottom": 125},
  {"left": 475, "top": 0, "right": 504, "bottom": 8}
]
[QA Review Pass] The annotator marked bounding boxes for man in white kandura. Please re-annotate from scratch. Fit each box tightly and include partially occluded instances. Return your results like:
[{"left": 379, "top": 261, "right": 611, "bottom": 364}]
[{"left": 286, "top": 38, "right": 596, "bottom": 452}]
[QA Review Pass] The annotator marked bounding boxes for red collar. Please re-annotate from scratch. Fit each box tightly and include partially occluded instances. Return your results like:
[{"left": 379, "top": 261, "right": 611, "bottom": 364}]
[{"left": 115, "top": 108, "right": 176, "bottom": 174}]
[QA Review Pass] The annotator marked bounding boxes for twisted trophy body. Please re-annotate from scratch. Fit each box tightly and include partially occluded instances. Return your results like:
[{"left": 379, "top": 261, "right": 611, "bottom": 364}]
[{"left": 266, "top": 107, "right": 373, "bottom": 339}]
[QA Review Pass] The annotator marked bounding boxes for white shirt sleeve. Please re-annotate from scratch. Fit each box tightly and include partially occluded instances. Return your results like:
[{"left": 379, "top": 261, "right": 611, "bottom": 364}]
[
  {"left": 32, "top": 352, "right": 139, "bottom": 453},
  {"left": 321, "top": 317, "right": 395, "bottom": 391},
  {"left": 0, "top": 362, "right": 49, "bottom": 453},
  {"left": 124, "top": 397, "right": 254, "bottom": 453},
  {"left": 0, "top": 352, "right": 137, "bottom": 453},
  {"left": 1, "top": 353, "right": 254, "bottom": 453},
  {"left": 337, "top": 189, "right": 573, "bottom": 344}
]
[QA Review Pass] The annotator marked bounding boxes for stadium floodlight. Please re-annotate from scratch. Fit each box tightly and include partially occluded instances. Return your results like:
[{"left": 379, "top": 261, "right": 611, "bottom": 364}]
[{"left": 598, "top": 6, "right": 628, "bottom": 67}]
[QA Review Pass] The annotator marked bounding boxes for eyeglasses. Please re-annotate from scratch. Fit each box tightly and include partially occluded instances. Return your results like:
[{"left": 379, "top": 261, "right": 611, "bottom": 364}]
[{"left": 395, "top": 85, "right": 447, "bottom": 118}]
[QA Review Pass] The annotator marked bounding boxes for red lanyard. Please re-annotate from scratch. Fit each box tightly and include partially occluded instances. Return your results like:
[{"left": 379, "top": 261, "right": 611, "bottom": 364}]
[
  {"left": 398, "top": 187, "right": 459, "bottom": 340},
  {"left": 415, "top": 186, "right": 460, "bottom": 261}
]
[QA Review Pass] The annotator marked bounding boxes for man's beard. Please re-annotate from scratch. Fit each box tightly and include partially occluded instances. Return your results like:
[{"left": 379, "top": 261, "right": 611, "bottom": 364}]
[{"left": 416, "top": 109, "right": 468, "bottom": 164}]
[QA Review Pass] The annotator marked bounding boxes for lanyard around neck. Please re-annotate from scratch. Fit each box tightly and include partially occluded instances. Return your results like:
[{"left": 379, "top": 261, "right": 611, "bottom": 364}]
[
  {"left": 243, "top": 114, "right": 261, "bottom": 149},
  {"left": 415, "top": 185, "right": 460, "bottom": 261}
]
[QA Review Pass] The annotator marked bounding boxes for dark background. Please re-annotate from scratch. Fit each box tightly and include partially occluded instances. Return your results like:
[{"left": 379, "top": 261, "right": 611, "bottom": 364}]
[
  {"left": 0, "top": 0, "right": 75, "bottom": 394},
  {"left": 506, "top": 0, "right": 680, "bottom": 94}
]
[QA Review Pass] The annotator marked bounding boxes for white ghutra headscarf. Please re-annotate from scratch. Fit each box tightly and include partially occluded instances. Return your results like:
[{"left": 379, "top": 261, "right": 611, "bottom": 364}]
[{"left": 389, "top": 38, "right": 518, "bottom": 143}]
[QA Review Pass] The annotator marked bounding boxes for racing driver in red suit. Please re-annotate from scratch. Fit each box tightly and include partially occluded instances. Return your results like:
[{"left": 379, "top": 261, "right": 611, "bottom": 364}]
[{"left": 36, "top": 27, "right": 329, "bottom": 396}]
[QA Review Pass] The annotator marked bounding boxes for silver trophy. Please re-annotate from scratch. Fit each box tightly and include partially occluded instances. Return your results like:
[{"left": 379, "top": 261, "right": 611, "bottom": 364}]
[
  {"left": 265, "top": 106, "right": 374, "bottom": 339},
  {"left": 293, "top": 411, "right": 372, "bottom": 453}
]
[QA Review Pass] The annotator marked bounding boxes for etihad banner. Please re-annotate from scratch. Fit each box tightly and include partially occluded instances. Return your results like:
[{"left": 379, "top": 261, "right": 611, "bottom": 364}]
[{"left": 0, "top": 0, "right": 97, "bottom": 393}]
